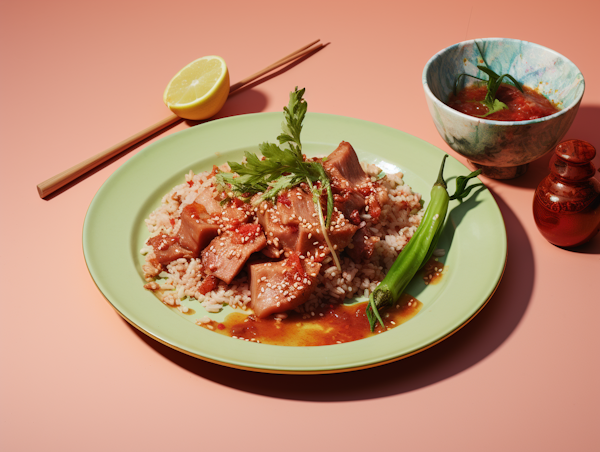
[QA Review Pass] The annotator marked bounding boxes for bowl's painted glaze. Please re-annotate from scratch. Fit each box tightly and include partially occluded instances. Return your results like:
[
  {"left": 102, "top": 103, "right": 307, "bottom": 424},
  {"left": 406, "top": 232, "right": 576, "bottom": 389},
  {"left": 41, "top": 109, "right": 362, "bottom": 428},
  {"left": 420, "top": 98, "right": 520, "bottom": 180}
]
[{"left": 423, "top": 38, "right": 585, "bottom": 178}]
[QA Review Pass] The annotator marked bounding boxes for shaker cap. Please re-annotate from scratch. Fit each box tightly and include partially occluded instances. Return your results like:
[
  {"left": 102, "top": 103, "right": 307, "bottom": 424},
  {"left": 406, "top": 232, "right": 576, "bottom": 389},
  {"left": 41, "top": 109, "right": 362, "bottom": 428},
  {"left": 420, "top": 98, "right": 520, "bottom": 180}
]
[
  {"left": 551, "top": 140, "right": 597, "bottom": 181},
  {"left": 554, "top": 139, "right": 596, "bottom": 164}
]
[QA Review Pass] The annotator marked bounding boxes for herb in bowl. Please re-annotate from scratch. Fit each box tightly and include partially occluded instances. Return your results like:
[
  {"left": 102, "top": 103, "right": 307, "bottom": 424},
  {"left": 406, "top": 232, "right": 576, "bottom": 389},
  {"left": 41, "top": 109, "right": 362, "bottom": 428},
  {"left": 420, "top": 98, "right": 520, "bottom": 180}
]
[{"left": 448, "top": 41, "right": 559, "bottom": 121}]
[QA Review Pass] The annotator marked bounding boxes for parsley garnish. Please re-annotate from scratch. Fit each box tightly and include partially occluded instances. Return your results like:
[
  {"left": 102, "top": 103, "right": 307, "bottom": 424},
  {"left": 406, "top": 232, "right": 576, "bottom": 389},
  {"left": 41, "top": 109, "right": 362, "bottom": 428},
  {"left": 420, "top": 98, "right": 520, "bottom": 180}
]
[
  {"left": 454, "top": 41, "right": 523, "bottom": 117},
  {"left": 216, "top": 87, "right": 340, "bottom": 269}
]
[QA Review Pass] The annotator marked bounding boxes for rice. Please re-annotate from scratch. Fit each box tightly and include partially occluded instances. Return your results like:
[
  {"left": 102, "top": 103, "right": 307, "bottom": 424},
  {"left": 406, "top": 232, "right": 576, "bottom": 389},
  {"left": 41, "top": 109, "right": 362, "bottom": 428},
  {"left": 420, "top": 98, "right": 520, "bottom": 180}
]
[{"left": 141, "top": 161, "right": 423, "bottom": 316}]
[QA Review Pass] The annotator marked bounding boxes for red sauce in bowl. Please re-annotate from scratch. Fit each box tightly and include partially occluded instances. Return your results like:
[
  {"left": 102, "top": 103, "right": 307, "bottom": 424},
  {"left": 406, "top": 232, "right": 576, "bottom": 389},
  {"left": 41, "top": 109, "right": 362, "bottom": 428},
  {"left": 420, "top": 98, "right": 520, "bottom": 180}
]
[{"left": 447, "top": 83, "right": 559, "bottom": 121}]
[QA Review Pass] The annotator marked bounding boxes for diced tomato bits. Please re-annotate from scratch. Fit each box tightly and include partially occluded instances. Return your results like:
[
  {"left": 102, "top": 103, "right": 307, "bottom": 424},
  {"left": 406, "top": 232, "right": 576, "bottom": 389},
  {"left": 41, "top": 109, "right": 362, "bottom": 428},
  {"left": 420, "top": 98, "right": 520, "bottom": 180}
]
[
  {"left": 358, "top": 185, "right": 373, "bottom": 197},
  {"left": 232, "top": 223, "right": 263, "bottom": 244},
  {"left": 277, "top": 192, "right": 291, "bottom": 207},
  {"left": 170, "top": 218, "right": 176, "bottom": 226},
  {"left": 198, "top": 275, "right": 219, "bottom": 295},
  {"left": 208, "top": 165, "right": 219, "bottom": 178},
  {"left": 231, "top": 197, "right": 244, "bottom": 208},
  {"left": 367, "top": 197, "right": 382, "bottom": 219},
  {"left": 238, "top": 223, "right": 260, "bottom": 234},
  {"left": 187, "top": 180, "right": 194, "bottom": 187},
  {"left": 349, "top": 210, "right": 361, "bottom": 224},
  {"left": 286, "top": 252, "right": 306, "bottom": 277}
]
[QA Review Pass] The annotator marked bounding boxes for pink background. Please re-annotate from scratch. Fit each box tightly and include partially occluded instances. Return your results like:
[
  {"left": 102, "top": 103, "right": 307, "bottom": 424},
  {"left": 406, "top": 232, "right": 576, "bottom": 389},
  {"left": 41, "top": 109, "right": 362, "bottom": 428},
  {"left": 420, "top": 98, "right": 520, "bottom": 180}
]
[{"left": 1, "top": 1, "right": 599, "bottom": 451}]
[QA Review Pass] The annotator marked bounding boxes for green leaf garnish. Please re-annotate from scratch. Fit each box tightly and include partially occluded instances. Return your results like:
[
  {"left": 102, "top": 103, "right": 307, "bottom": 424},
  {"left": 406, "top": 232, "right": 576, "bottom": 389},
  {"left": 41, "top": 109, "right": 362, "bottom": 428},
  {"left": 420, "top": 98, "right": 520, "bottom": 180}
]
[
  {"left": 454, "top": 41, "right": 523, "bottom": 118},
  {"left": 216, "top": 87, "right": 341, "bottom": 269}
]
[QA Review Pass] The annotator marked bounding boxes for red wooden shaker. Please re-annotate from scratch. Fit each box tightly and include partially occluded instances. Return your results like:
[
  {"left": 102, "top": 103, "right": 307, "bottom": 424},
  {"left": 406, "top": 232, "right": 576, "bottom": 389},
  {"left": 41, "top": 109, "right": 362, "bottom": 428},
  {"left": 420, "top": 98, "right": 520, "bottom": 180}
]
[{"left": 533, "top": 139, "right": 600, "bottom": 247}]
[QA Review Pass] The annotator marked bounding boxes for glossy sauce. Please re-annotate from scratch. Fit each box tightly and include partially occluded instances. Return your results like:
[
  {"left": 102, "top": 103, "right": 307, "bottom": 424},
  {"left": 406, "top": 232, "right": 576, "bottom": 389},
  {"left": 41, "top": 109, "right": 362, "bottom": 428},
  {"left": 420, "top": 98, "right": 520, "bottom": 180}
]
[
  {"left": 199, "top": 293, "right": 423, "bottom": 346},
  {"left": 421, "top": 256, "right": 445, "bottom": 285},
  {"left": 447, "top": 83, "right": 559, "bottom": 121}
]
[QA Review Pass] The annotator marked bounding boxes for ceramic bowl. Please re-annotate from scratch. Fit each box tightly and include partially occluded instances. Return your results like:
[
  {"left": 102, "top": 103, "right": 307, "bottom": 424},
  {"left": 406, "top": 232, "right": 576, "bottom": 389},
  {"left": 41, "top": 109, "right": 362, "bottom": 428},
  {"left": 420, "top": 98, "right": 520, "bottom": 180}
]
[{"left": 422, "top": 38, "right": 585, "bottom": 179}]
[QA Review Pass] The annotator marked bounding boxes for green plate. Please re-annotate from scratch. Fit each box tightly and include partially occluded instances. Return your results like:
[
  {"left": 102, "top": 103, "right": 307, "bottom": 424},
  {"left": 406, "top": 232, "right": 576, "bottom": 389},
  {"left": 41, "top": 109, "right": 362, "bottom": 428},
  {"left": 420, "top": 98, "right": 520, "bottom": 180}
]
[{"left": 83, "top": 112, "right": 506, "bottom": 374}]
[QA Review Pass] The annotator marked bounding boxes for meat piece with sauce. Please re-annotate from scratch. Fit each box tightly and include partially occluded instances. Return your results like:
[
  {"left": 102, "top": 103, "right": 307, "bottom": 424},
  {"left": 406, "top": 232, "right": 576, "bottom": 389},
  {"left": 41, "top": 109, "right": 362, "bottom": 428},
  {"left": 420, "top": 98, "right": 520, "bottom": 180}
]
[
  {"left": 322, "top": 142, "right": 387, "bottom": 223},
  {"left": 177, "top": 203, "right": 219, "bottom": 256},
  {"left": 347, "top": 225, "right": 380, "bottom": 262},
  {"left": 333, "top": 189, "right": 366, "bottom": 225},
  {"left": 219, "top": 203, "right": 251, "bottom": 231},
  {"left": 294, "top": 210, "right": 358, "bottom": 259},
  {"left": 146, "top": 234, "right": 194, "bottom": 266},
  {"left": 277, "top": 187, "right": 316, "bottom": 226},
  {"left": 256, "top": 198, "right": 300, "bottom": 258},
  {"left": 322, "top": 141, "right": 370, "bottom": 189},
  {"left": 250, "top": 253, "right": 321, "bottom": 318},
  {"left": 193, "top": 188, "right": 222, "bottom": 214},
  {"left": 201, "top": 224, "right": 267, "bottom": 284},
  {"left": 258, "top": 192, "right": 358, "bottom": 261}
]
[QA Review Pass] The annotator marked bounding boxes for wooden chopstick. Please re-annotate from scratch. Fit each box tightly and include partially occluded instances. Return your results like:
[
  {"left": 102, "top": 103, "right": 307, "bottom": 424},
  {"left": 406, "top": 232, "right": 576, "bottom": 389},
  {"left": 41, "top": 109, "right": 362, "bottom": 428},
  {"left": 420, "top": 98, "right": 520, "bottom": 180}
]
[
  {"left": 37, "top": 40, "right": 324, "bottom": 199},
  {"left": 229, "top": 39, "right": 321, "bottom": 94}
]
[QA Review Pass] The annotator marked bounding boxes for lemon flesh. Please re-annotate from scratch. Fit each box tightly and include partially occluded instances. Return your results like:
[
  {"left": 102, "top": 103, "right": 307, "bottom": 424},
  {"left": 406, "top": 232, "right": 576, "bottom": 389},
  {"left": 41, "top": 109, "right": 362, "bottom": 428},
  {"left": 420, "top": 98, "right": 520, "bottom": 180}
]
[{"left": 163, "top": 56, "right": 230, "bottom": 120}]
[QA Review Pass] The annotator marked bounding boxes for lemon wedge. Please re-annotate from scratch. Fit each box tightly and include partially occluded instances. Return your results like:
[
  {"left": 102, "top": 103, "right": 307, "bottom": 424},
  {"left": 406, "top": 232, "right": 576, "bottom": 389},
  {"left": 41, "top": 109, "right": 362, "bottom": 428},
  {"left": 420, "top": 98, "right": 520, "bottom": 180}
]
[{"left": 163, "top": 56, "right": 230, "bottom": 120}]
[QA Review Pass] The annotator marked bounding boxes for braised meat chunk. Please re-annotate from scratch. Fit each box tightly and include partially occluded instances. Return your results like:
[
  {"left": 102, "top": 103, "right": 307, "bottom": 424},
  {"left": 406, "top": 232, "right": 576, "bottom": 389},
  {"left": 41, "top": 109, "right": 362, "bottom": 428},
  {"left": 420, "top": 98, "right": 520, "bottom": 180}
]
[
  {"left": 333, "top": 189, "right": 366, "bottom": 224},
  {"left": 323, "top": 141, "right": 370, "bottom": 189},
  {"left": 250, "top": 253, "right": 322, "bottom": 318},
  {"left": 177, "top": 203, "right": 219, "bottom": 256},
  {"left": 277, "top": 187, "right": 316, "bottom": 226},
  {"left": 146, "top": 234, "right": 193, "bottom": 266},
  {"left": 256, "top": 200, "right": 299, "bottom": 258},
  {"left": 193, "top": 188, "right": 222, "bottom": 214},
  {"left": 347, "top": 225, "right": 380, "bottom": 262},
  {"left": 201, "top": 224, "right": 267, "bottom": 284},
  {"left": 294, "top": 210, "right": 358, "bottom": 259}
]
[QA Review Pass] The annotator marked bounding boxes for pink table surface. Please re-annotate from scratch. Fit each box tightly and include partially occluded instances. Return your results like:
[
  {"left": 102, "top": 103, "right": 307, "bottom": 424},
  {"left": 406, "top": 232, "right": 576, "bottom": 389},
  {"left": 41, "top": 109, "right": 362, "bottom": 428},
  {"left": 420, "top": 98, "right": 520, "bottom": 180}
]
[{"left": 2, "top": 1, "right": 599, "bottom": 451}]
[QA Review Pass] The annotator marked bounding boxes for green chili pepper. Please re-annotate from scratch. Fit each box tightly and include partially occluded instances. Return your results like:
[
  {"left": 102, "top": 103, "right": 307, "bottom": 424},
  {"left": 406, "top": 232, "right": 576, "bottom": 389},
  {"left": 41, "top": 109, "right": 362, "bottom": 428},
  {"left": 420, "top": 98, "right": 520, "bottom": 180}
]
[{"left": 366, "top": 155, "right": 483, "bottom": 331}]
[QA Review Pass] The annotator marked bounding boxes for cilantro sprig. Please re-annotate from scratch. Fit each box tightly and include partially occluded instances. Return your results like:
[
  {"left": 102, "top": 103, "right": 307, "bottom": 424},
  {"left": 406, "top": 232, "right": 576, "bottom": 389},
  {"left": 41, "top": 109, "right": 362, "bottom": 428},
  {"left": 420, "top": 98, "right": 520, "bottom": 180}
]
[
  {"left": 216, "top": 87, "right": 340, "bottom": 269},
  {"left": 454, "top": 41, "right": 523, "bottom": 117}
]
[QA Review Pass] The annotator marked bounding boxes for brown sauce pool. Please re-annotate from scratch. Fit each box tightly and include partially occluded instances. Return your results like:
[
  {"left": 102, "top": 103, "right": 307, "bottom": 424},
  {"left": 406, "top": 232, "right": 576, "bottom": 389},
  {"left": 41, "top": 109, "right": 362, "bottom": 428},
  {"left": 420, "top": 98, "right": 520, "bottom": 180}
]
[
  {"left": 195, "top": 258, "right": 446, "bottom": 346},
  {"left": 422, "top": 257, "right": 446, "bottom": 285},
  {"left": 199, "top": 293, "right": 422, "bottom": 346}
]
